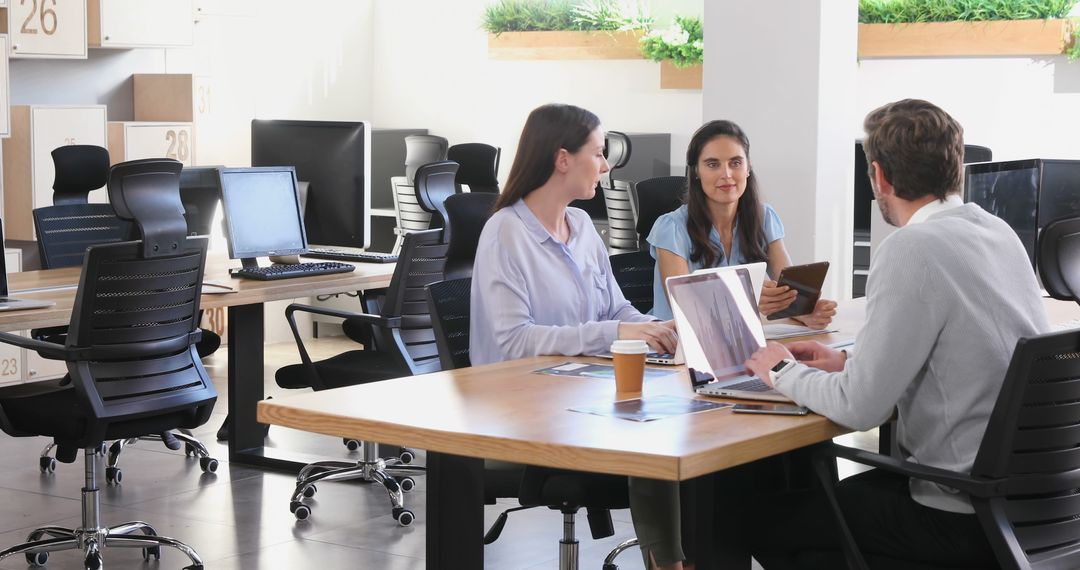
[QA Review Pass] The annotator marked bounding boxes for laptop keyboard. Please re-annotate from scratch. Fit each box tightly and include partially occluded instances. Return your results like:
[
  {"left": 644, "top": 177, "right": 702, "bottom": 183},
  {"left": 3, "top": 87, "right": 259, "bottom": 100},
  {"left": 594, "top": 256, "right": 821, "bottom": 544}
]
[{"left": 723, "top": 378, "right": 773, "bottom": 392}]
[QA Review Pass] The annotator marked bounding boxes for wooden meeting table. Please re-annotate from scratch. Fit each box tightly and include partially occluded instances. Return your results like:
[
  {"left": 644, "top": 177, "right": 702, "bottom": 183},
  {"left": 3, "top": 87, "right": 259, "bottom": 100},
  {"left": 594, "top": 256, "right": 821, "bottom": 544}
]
[
  {"left": 0, "top": 254, "right": 396, "bottom": 469},
  {"left": 258, "top": 296, "right": 1080, "bottom": 569}
]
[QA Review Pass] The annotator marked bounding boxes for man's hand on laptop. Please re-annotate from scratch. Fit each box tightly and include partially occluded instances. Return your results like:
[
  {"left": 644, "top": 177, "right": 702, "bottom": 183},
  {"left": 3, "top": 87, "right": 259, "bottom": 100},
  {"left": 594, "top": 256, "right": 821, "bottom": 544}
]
[
  {"left": 758, "top": 280, "right": 798, "bottom": 316},
  {"left": 745, "top": 341, "right": 795, "bottom": 387},
  {"left": 786, "top": 340, "right": 847, "bottom": 372},
  {"left": 618, "top": 320, "right": 678, "bottom": 355}
]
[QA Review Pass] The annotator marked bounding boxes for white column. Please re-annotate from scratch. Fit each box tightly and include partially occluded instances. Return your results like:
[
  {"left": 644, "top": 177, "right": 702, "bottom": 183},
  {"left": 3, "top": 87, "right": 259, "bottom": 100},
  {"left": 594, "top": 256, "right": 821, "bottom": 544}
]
[{"left": 703, "top": 0, "right": 858, "bottom": 298}]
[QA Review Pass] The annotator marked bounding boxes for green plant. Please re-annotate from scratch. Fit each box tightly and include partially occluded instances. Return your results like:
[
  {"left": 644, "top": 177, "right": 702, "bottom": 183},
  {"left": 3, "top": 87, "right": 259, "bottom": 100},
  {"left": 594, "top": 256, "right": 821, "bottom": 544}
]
[
  {"left": 858, "top": 0, "right": 1080, "bottom": 24},
  {"left": 639, "top": 15, "right": 703, "bottom": 68},
  {"left": 481, "top": 0, "right": 651, "bottom": 33},
  {"left": 1069, "top": 21, "right": 1080, "bottom": 60}
]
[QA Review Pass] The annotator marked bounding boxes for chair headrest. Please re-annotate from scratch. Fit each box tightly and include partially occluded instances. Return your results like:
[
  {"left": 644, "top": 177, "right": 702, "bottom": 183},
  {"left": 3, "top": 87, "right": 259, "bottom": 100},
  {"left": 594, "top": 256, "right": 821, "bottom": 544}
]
[
  {"left": 51, "top": 145, "right": 110, "bottom": 205},
  {"left": 404, "top": 135, "right": 449, "bottom": 181},
  {"left": 605, "top": 132, "right": 632, "bottom": 171},
  {"left": 414, "top": 160, "right": 459, "bottom": 244},
  {"left": 447, "top": 143, "right": 500, "bottom": 187},
  {"left": 107, "top": 158, "right": 187, "bottom": 258},
  {"left": 1038, "top": 216, "right": 1080, "bottom": 303}
]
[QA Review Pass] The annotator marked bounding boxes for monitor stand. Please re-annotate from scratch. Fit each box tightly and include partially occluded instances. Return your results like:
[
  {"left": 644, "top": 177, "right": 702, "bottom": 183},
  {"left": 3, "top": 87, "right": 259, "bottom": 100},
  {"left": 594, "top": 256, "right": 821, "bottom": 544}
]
[{"left": 268, "top": 254, "right": 300, "bottom": 264}]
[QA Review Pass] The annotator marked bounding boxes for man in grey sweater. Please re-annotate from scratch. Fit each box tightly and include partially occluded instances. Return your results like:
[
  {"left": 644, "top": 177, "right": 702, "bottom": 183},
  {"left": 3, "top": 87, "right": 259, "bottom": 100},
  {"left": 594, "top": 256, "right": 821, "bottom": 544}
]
[{"left": 739, "top": 99, "right": 1049, "bottom": 567}]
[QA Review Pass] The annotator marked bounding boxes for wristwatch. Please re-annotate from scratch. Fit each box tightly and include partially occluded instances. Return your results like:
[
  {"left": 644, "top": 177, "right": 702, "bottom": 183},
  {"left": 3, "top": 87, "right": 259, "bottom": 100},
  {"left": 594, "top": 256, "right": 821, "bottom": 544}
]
[{"left": 768, "top": 358, "right": 797, "bottom": 383}]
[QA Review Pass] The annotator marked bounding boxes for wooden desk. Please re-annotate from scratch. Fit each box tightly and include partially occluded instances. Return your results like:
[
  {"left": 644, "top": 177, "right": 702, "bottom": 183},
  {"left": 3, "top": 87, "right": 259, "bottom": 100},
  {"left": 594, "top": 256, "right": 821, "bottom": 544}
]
[{"left": 2, "top": 255, "right": 396, "bottom": 469}]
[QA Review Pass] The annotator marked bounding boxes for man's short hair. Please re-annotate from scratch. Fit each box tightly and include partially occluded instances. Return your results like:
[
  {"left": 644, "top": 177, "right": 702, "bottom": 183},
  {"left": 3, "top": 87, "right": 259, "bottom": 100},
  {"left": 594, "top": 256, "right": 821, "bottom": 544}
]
[{"left": 863, "top": 99, "right": 964, "bottom": 201}]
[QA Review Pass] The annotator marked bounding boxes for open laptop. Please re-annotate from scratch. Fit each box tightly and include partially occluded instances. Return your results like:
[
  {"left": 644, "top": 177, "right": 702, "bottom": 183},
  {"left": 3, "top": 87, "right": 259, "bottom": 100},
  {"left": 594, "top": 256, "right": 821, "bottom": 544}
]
[
  {"left": 667, "top": 268, "right": 792, "bottom": 402},
  {"left": 0, "top": 220, "right": 55, "bottom": 312}
]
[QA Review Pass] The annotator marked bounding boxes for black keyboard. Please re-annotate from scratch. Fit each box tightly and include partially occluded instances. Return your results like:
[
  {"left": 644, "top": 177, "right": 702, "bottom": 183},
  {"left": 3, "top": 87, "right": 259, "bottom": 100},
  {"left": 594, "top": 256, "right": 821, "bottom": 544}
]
[
  {"left": 231, "top": 262, "right": 356, "bottom": 281},
  {"left": 302, "top": 248, "right": 398, "bottom": 263}
]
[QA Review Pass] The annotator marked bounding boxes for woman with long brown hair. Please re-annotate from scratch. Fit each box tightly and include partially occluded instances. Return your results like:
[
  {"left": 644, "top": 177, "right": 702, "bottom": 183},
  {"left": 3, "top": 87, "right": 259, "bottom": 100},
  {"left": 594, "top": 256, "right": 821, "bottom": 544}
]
[
  {"left": 648, "top": 120, "right": 835, "bottom": 328},
  {"left": 470, "top": 103, "right": 677, "bottom": 365}
]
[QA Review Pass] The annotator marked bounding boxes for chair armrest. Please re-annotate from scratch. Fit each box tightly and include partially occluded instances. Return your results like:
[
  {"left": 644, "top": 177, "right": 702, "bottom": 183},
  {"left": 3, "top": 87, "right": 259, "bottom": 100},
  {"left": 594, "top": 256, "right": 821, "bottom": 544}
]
[
  {"left": 0, "top": 331, "right": 66, "bottom": 360},
  {"left": 283, "top": 304, "right": 401, "bottom": 329},
  {"left": 825, "top": 443, "right": 999, "bottom": 498}
]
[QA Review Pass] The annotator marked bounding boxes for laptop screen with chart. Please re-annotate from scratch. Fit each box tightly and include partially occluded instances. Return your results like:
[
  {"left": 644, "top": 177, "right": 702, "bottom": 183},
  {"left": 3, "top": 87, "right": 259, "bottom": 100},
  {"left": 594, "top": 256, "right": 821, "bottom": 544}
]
[{"left": 667, "top": 269, "right": 792, "bottom": 402}]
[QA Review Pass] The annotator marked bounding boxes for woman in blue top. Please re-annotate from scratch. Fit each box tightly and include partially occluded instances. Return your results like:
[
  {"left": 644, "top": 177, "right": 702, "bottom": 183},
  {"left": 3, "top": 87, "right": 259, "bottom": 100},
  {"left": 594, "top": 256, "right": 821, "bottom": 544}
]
[
  {"left": 648, "top": 120, "right": 836, "bottom": 327},
  {"left": 470, "top": 103, "right": 677, "bottom": 365},
  {"left": 632, "top": 121, "right": 836, "bottom": 570}
]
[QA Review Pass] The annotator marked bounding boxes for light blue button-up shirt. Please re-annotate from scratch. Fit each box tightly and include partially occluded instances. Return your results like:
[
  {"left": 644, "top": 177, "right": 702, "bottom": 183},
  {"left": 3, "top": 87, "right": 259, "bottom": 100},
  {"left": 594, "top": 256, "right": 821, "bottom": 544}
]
[{"left": 470, "top": 200, "right": 654, "bottom": 366}]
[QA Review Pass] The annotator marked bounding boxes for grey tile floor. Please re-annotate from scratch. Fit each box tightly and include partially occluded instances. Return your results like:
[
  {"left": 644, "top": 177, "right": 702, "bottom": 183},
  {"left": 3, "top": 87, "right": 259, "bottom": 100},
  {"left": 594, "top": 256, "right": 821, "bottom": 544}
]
[{"left": 0, "top": 337, "right": 874, "bottom": 569}]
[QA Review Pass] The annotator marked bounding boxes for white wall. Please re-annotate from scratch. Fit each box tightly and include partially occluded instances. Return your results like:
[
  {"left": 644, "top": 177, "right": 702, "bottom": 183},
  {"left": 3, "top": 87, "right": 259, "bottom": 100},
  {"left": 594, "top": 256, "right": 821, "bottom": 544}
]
[
  {"left": 371, "top": 0, "right": 703, "bottom": 181},
  {"left": 704, "top": 0, "right": 858, "bottom": 298},
  {"left": 857, "top": 57, "right": 1080, "bottom": 161}
]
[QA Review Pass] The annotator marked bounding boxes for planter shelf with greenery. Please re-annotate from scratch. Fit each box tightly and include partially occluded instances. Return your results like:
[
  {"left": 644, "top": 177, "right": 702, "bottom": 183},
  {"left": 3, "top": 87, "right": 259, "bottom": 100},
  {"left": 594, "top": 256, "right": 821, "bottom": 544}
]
[
  {"left": 487, "top": 30, "right": 646, "bottom": 60},
  {"left": 660, "top": 61, "right": 702, "bottom": 89},
  {"left": 858, "top": 19, "right": 1075, "bottom": 58}
]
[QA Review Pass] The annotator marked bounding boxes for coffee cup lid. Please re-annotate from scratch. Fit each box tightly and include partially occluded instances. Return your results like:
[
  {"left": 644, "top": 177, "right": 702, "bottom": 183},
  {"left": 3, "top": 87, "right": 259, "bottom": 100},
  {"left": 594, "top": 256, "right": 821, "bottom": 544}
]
[{"left": 610, "top": 339, "right": 650, "bottom": 354}]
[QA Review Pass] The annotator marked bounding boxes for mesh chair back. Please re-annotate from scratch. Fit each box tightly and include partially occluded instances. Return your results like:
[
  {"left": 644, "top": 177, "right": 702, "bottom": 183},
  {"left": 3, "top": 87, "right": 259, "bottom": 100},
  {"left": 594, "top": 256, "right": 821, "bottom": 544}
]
[
  {"left": 51, "top": 145, "right": 110, "bottom": 205},
  {"left": 448, "top": 143, "right": 500, "bottom": 193},
  {"left": 610, "top": 251, "right": 655, "bottom": 313},
  {"left": 64, "top": 158, "right": 215, "bottom": 425},
  {"left": 444, "top": 192, "right": 498, "bottom": 281},
  {"left": 1038, "top": 216, "right": 1080, "bottom": 302},
  {"left": 370, "top": 228, "right": 448, "bottom": 375},
  {"left": 635, "top": 176, "right": 687, "bottom": 244},
  {"left": 425, "top": 278, "right": 472, "bottom": 370},
  {"left": 34, "top": 204, "right": 135, "bottom": 269},
  {"left": 414, "top": 160, "right": 459, "bottom": 237},
  {"left": 968, "top": 331, "right": 1080, "bottom": 568},
  {"left": 404, "top": 135, "right": 448, "bottom": 181}
]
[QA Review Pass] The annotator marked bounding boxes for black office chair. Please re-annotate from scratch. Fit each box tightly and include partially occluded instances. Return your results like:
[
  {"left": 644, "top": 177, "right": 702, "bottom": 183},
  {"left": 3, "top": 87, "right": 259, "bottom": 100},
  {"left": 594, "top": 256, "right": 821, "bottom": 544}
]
[
  {"left": 275, "top": 227, "right": 449, "bottom": 526},
  {"left": 0, "top": 158, "right": 215, "bottom": 570},
  {"left": 1039, "top": 216, "right": 1080, "bottom": 299},
  {"left": 443, "top": 192, "right": 498, "bottom": 281},
  {"left": 814, "top": 327, "right": 1080, "bottom": 570},
  {"left": 424, "top": 278, "right": 639, "bottom": 570},
  {"left": 610, "top": 251, "right": 656, "bottom": 314},
  {"left": 32, "top": 147, "right": 219, "bottom": 482},
  {"left": 963, "top": 144, "right": 993, "bottom": 164},
  {"left": 448, "top": 142, "right": 501, "bottom": 193},
  {"left": 635, "top": 175, "right": 687, "bottom": 247},
  {"left": 602, "top": 132, "right": 639, "bottom": 254}
]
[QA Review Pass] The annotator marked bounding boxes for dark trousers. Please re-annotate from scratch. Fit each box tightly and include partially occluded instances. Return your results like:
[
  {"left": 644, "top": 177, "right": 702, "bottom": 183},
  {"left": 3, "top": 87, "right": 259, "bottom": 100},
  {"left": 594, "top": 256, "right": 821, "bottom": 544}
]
[{"left": 721, "top": 465, "right": 998, "bottom": 569}]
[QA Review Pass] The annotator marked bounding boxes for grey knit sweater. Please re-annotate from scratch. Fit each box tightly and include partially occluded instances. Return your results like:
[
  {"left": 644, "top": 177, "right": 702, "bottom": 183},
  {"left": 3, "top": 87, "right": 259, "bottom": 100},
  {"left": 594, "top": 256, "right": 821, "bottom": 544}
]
[{"left": 774, "top": 203, "right": 1048, "bottom": 513}]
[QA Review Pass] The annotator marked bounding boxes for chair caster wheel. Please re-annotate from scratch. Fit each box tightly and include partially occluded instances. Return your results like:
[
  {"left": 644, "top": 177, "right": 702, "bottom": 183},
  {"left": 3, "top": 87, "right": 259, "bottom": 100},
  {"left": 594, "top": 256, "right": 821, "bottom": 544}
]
[
  {"left": 39, "top": 456, "right": 56, "bottom": 473},
  {"left": 302, "top": 484, "right": 317, "bottom": 498},
  {"left": 399, "top": 449, "right": 415, "bottom": 464},
  {"left": 26, "top": 551, "right": 48, "bottom": 566},
  {"left": 105, "top": 466, "right": 122, "bottom": 485},
  {"left": 398, "top": 476, "right": 415, "bottom": 492},
  {"left": 343, "top": 438, "right": 361, "bottom": 451},
  {"left": 602, "top": 564, "right": 619, "bottom": 570},
  {"left": 85, "top": 551, "right": 102, "bottom": 570},
  {"left": 142, "top": 545, "right": 161, "bottom": 560},
  {"left": 292, "top": 502, "right": 311, "bottom": 520},
  {"left": 199, "top": 456, "right": 219, "bottom": 473},
  {"left": 185, "top": 443, "right": 197, "bottom": 457},
  {"left": 393, "top": 507, "right": 414, "bottom": 527}
]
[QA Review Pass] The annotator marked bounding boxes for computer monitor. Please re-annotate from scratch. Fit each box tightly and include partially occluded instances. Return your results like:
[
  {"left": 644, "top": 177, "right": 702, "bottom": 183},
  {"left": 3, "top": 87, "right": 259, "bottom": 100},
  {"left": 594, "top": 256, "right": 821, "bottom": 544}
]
[
  {"left": 179, "top": 166, "right": 222, "bottom": 236},
  {"left": 251, "top": 119, "right": 371, "bottom": 249},
  {"left": 218, "top": 167, "right": 307, "bottom": 268},
  {"left": 965, "top": 159, "right": 1080, "bottom": 270}
]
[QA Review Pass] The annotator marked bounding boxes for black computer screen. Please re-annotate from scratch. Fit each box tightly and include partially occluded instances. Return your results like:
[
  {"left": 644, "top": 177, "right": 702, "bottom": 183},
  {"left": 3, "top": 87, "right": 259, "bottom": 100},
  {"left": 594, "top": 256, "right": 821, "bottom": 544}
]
[
  {"left": 965, "top": 160, "right": 1039, "bottom": 267},
  {"left": 251, "top": 119, "right": 370, "bottom": 249},
  {"left": 219, "top": 167, "right": 307, "bottom": 260},
  {"left": 179, "top": 166, "right": 222, "bottom": 236}
]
